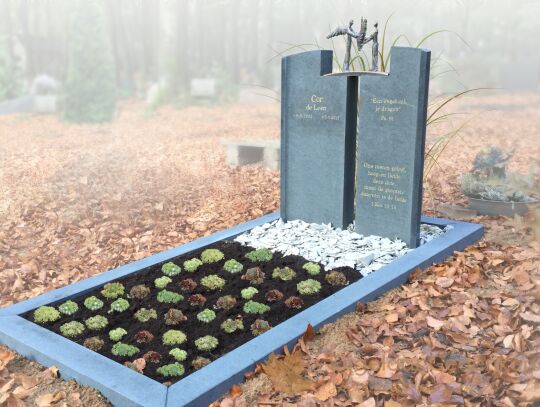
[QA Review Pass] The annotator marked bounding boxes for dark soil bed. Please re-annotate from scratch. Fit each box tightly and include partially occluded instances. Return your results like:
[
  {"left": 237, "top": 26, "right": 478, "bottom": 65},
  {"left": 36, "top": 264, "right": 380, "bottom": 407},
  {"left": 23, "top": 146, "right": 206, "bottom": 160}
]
[{"left": 23, "top": 240, "right": 361, "bottom": 384}]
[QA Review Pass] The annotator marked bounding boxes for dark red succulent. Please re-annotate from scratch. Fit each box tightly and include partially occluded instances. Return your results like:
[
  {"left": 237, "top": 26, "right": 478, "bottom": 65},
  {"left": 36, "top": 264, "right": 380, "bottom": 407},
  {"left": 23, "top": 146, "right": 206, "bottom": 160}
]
[
  {"left": 134, "top": 330, "right": 154, "bottom": 344},
  {"left": 284, "top": 296, "right": 304, "bottom": 309},
  {"left": 179, "top": 278, "right": 197, "bottom": 292},
  {"left": 241, "top": 267, "right": 265, "bottom": 285},
  {"left": 215, "top": 295, "right": 237, "bottom": 310},
  {"left": 188, "top": 294, "right": 207, "bottom": 307},
  {"left": 143, "top": 351, "right": 161, "bottom": 364},
  {"left": 265, "top": 289, "right": 284, "bottom": 302},
  {"left": 164, "top": 308, "right": 187, "bottom": 325}
]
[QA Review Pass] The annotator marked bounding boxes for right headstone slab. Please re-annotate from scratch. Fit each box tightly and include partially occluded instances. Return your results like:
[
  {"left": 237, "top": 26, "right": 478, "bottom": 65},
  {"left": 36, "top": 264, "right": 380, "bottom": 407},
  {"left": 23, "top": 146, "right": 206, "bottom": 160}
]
[{"left": 355, "top": 47, "right": 431, "bottom": 248}]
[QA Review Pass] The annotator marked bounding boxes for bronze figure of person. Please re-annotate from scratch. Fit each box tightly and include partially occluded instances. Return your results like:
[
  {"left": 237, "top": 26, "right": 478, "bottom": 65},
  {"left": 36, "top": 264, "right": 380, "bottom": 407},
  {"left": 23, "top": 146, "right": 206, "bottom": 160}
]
[
  {"left": 363, "top": 22, "right": 379, "bottom": 72},
  {"left": 327, "top": 19, "right": 358, "bottom": 72}
]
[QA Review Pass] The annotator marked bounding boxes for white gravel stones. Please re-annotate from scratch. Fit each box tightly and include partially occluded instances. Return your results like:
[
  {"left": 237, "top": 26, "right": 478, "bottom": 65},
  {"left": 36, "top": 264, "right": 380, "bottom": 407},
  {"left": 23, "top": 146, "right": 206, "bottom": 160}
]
[{"left": 235, "top": 219, "right": 452, "bottom": 276}]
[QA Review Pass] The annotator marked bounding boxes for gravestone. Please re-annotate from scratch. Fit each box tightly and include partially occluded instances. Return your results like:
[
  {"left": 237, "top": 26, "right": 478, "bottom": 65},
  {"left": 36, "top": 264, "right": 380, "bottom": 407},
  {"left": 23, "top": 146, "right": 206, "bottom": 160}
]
[
  {"left": 355, "top": 47, "right": 431, "bottom": 247},
  {"left": 281, "top": 50, "right": 357, "bottom": 229}
]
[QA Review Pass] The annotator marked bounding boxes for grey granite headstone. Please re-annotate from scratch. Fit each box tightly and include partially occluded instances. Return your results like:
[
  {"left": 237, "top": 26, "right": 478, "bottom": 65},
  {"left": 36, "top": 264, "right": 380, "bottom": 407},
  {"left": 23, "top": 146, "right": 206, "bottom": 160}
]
[
  {"left": 355, "top": 47, "right": 431, "bottom": 247},
  {"left": 281, "top": 50, "right": 357, "bottom": 228}
]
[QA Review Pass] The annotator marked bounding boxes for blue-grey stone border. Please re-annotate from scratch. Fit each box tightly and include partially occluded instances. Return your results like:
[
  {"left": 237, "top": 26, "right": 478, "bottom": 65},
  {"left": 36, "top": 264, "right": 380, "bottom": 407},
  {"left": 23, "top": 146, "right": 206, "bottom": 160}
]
[{"left": 0, "top": 213, "right": 483, "bottom": 407}]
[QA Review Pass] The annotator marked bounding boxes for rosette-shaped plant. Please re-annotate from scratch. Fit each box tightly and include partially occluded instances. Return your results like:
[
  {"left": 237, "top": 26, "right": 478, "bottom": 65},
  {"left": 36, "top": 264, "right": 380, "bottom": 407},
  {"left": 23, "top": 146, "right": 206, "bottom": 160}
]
[
  {"left": 197, "top": 309, "right": 216, "bottom": 323},
  {"left": 214, "top": 295, "right": 237, "bottom": 310},
  {"left": 110, "top": 298, "right": 130, "bottom": 313},
  {"left": 164, "top": 308, "right": 187, "bottom": 325},
  {"left": 245, "top": 247, "right": 273, "bottom": 262},
  {"left": 241, "top": 267, "right": 265, "bottom": 285},
  {"left": 195, "top": 335, "right": 219, "bottom": 351},
  {"left": 241, "top": 287, "right": 258, "bottom": 300},
  {"left": 109, "top": 327, "right": 128, "bottom": 342},
  {"left": 169, "top": 348, "right": 187, "bottom": 362},
  {"left": 200, "top": 275, "right": 225, "bottom": 290},
  {"left": 302, "top": 262, "right": 321, "bottom": 276},
  {"left": 163, "top": 330, "right": 187, "bottom": 346},
  {"left": 111, "top": 342, "right": 139, "bottom": 357},
  {"left": 154, "top": 276, "right": 172, "bottom": 289},
  {"left": 297, "top": 279, "right": 322, "bottom": 295},
  {"left": 183, "top": 258, "right": 203, "bottom": 273},
  {"left": 85, "top": 315, "right": 108, "bottom": 330},
  {"left": 161, "top": 262, "right": 181, "bottom": 277},
  {"left": 243, "top": 300, "right": 270, "bottom": 315},
  {"left": 265, "top": 289, "right": 284, "bottom": 302},
  {"left": 101, "top": 282, "right": 125, "bottom": 299},
  {"left": 188, "top": 294, "right": 207, "bottom": 307},
  {"left": 324, "top": 271, "right": 348, "bottom": 287},
  {"left": 84, "top": 336, "right": 104, "bottom": 351},
  {"left": 58, "top": 300, "right": 79, "bottom": 316},
  {"left": 84, "top": 296, "right": 104, "bottom": 311},
  {"left": 272, "top": 267, "right": 296, "bottom": 281},
  {"left": 33, "top": 306, "right": 60, "bottom": 324},
  {"left": 284, "top": 296, "right": 304, "bottom": 309},
  {"left": 251, "top": 319, "right": 271, "bottom": 336},
  {"left": 60, "top": 321, "right": 85, "bottom": 337},
  {"left": 157, "top": 363, "right": 185, "bottom": 377},
  {"left": 129, "top": 284, "right": 150, "bottom": 299},
  {"left": 223, "top": 259, "right": 243, "bottom": 273},
  {"left": 221, "top": 318, "right": 244, "bottom": 333},
  {"left": 178, "top": 278, "right": 197, "bottom": 292},
  {"left": 201, "top": 248, "right": 224, "bottom": 264},
  {"left": 134, "top": 308, "right": 157, "bottom": 323},
  {"left": 157, "top": 290, "right": 183, "bottom": 304},
  {"left": 192, "top": 357, "right": 211, "bottom": 370},
  {"left": 143, "top": 351, "right": 161, "bottom": 364},
  {"left": 134, "top": 330, "right": 154, "bottom": 344}
]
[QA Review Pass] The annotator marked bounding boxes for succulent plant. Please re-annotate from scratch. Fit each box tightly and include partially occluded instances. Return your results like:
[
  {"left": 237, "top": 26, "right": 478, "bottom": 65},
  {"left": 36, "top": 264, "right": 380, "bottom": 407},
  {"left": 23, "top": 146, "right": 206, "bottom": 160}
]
[
  {"left": 188, "top": 294, "right": 207, "bottom": 307},
  {"left": 284, "top": 296, "right": 304, "bottom": 309},
  {"left": 245, "top": 247, "right": 273, "bottom": 262},
  {"left": 143, "top": 351, "right": 162, "bottom": 364},
  {"left": 200, "top": 275, "right": 225, "bottom": 290},
  {"left": 110, "top": 298, "right": 130, "bottom": 313},
  {"left": 303, "top": 262, "right": 321, "bottom": 276},
  {"left": 178, "top": 278, "right": 197, "bottom": 292},
  {"left": 85, "top": 315, "right": 108, "bottom": 330},
  {"left": 297, "top": 279, "right": 322, "bottom": 295},
  {"left": 164, "top": 308, "right": 187, "bottom": 325},
  {"left": 243, "top": 300, "right": 270, "bottom": 315},
  {"left": 324, "top": 271, "right": 348, "bottom": 287},
  {"left": 101, "top": 282, "right": 125, "bottom": 299},
  {"left": 251, "top": 319, "right": 271, "bottom": 336},
  {"left": 84, "top": 296, "right": 104, "bottom": 311},
  {"left": 272, "top": 267, "right": 296, "bottom": 281},
  {"left": 201, "top": 248, "right": 224, "bottom": 264},
  {"left": 221, "top": 318, "right": 244, "bottom": 333},
  {"left": 169, "top": 348, "right": 187, "bottom": 362},
  {"left": 154, "top": 276, "right": 172, "bottom": 289},
  {"left": 111, "top": 342, "right": 139, "bottom": 357},
  {"left": 134, "top": 308, "right": 157, "bottom": 323},
  {"left": 134, "top": 330, "right": 154, "bottom": 344},
  {"left": 59, "top": 321, "right": 85, "bottom": 337},
  {"left": 163, "top": 330, "right": 187, "bottom": 346},
  {"left": 195, "top": 335, "right": 219, "bottom": 351},
  {"left": 183, "top": 258, "right": 203, "bottom": 273},
  {"left": 129, "top": 284, "right": 150, "bottom": 299},
  {"left": 242, "top": 267, "right": 265, "bottom": 285},
  {"left": 192, "top": 357, "right": 211, "bottom": 370},
  {"left": 265, "top": 289, "right": 284, "bottom": 302},
  {"left": 241, "top": 287, "right": 259, "bottom": 300},
  {"left": 58, "top": 300, "right": 79, "bottom": 316},
  {"left": 157, "top": 290, "right": 183, "bottom": 304},
  {"left": 33, "top": 306, "right": 61, "bottom": 324},
  {"left": 223, "top": 259, "right": 243, "bottom": 273},
  {"left": 109, "top": 327, "right": 128, "bottom": 342},
  {"left": 161, "top": 262, "right": 182, "bottom": 277},
  {"left": 197, "top": 309, "right": 216, "bottom": 323},
  {"left": 214, "top": 295, "right": 237, "bottom": 310},
  {"left": 157, "top": 362, "right": 185, "bottom": 377},
  {"left": 83, "top": 336, "right": 104, "bottom": 351}
]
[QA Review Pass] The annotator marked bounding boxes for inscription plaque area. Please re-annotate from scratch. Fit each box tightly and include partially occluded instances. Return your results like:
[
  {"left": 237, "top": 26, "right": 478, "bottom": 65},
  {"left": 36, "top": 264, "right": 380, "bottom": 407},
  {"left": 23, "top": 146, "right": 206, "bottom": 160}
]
[
  {"left": 355, "top": 47, "right": 431, "bottom": 247},
  {"left": 281, "top": 50, "right": 357, "bottom": 228}
]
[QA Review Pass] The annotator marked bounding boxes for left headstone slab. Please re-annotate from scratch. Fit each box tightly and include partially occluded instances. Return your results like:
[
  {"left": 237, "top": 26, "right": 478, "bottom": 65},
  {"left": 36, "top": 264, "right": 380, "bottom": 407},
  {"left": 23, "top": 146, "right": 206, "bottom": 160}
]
[{"left": 280, "top": 50, "right": 357, "bottom": 229}]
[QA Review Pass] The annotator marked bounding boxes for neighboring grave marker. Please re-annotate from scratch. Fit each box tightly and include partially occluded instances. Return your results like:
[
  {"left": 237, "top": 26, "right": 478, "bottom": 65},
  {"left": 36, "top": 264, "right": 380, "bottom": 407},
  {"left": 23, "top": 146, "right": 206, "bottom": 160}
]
[{"left": 355, "top": 47, "right": 431, "bottom": 247}]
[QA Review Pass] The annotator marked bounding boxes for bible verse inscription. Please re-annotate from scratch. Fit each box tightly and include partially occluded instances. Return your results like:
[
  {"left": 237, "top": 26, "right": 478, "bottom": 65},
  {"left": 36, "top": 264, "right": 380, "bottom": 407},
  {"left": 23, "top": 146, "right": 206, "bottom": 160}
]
[
  {"left": 359, "top": 162, "right": 408, "bottom": 211},
  {"left": 371, "top": 97, "right": 407, "bottom": 122}
]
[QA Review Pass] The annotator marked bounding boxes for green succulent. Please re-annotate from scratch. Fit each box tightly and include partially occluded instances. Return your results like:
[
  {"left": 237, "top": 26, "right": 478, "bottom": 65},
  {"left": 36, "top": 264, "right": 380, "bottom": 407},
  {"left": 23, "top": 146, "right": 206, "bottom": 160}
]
[
  {"left": 214, "top": 295, "right": 237, "bottom": 310},
  {"left": 85, "top": 315, "right": 108, "bottom": 330},
  {"left": 221, "top": 318, "right": 244, "bottom": 334},
  {"left": 325, "top": 271, "right": 348, "bottom": 286},
  {"left": 194, "top": 335, "right": 219, "bottom": 351},
  {"left": 201, "top": 248, "right": 224, "bottom": 264},
  {"left": 134, "top": 308, "right": 157, "bottom": 323},
  {"left": 157, "top": 290, "right": 183, "bottom": 304},
  {"left": 157, "top": 362, "right": 185, "bottom": 377},
  {"left": 243, "top": 300, "right": 270, "bottom": 315},
  {"left": 196, "top": 308, "right": 216, "bottom": 323},
  {"left": 251, "top": 319, "right": 271, "bottom": 336},
  {"left": 200, "top": 275, "right": 225, "bottom": 290},
  {"left": 33, "top": 306, "right": 61, "bottom": 324},
  {"left": 84, "top": 296, "right": 104, "bottom": 311},
  {"left": 110, "top": 298, "right": 130, "bottom": 313},
  {"left": 245, "top": 247, "right": 273, "bottom": 262},
  {"left": 163, "top": 330, "right": 187, "bottom": 346},
  {"left": 272, "top": 267, "right": 296, "bottom": 281},
  {"left": 58, "top": 300, "right": 79, "bottom": 316},
  {"left": 192, "top": 357, "right": 211, "bottom": 370},
  {"left": 302, "top": 262, "right": 321, "bottom": 276},
  {"left": 223, "top": 259, "right": 243, "bottom": 273},
  {"left": 183, "top": 258, "right": 203, "bottom": 273},
  {"left": 59, "top": 321, "right": 85, "bottom": 337},
  {"left": 297, "top": 279, "right": 322, "bottom": 295},
  {"left": 129, "top": 284, "right": 150, "bottom": 299},
  {"left": 109, "top": 327, "right": 128, "bottom": 342},
  {"left": 169, "top": 348, "right": 188, "bottom": 362},
  {"left": 154, "top": 276, "right": 172, "bottom": 289},
  {"left": 101, "top": 282, "right": 125, "bottom": 299},
  {"left": 83, "top": 336, "right": 104, "bottom": 351},
  {"left": 161, "top": 262, "right": 182, "bottom": 276},
  {"left": 241, "top": 287, "right": 259, "bottom": 300},
  {"left": 111, "top": 342, "right": 139, "bottom": 357}
]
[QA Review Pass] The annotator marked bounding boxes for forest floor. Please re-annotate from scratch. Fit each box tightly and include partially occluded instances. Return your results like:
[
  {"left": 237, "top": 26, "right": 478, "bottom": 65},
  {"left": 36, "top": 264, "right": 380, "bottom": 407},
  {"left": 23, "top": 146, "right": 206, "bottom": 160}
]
[{"left": 0, "top": 93, "right": 539, "bottom": 406}]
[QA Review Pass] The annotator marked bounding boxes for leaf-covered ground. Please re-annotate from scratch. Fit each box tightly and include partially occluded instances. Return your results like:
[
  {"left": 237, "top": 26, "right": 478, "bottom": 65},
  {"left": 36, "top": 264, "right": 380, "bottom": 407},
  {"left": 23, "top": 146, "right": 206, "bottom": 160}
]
[{"left": 0, "top": 93, "right": 539, "bottom": 406}]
